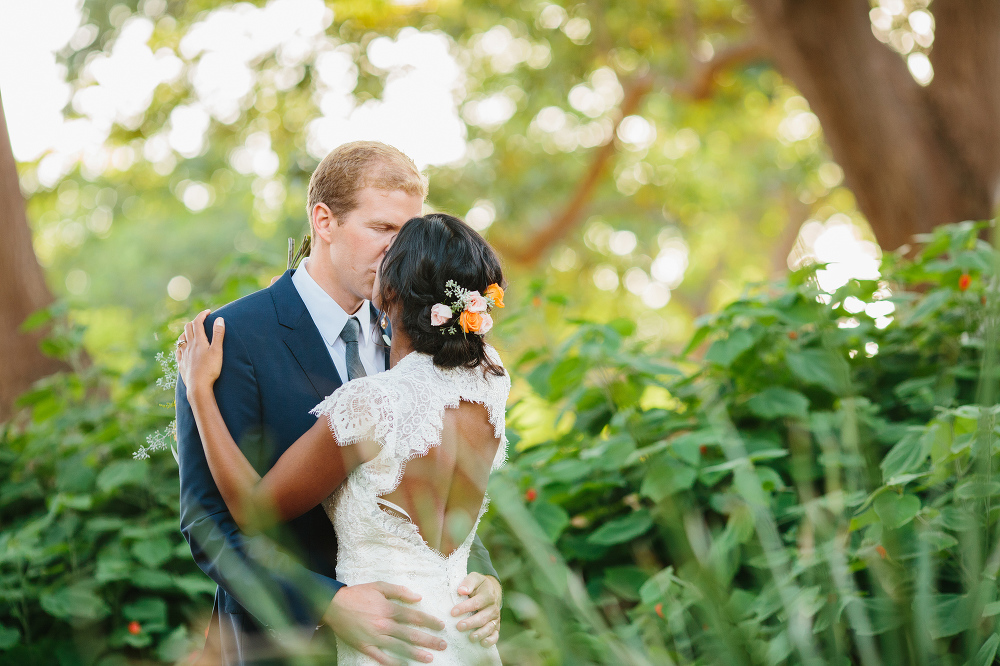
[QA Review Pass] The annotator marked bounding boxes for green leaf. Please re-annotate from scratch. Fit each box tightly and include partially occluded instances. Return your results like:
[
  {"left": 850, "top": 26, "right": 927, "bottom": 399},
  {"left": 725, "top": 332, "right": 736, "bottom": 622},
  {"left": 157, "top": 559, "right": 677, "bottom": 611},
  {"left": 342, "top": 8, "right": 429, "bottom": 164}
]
[
  {"left": 640, "top": 458, "right": 697, "bottom": 502},
  {"left": 602, "top": 566, "right": 649, "bottom": 602},
  {"left": 531, "top": 502, "right": 570, "bottom": 542},
  {"left": 705, "top": 328, "right": 758, "bottom": 367},
  {"left": 745, "top": 387, "right": 809, "bottom": 420},
  {"left": 918, "top": 530, "right": 958, "bottom": 552},
  {"left": 132, "top": 569, "right": 174, "bottom": 590},
  {"left": 873, "top": 493, "right": 920, "bottom": 529},
  {"left": 880, "top": 428, "right": 933, "bottom": 481},
  {"left": 955, "top": 480, "right": 1000, "bottom": 500},
  {"left": 587, "top": 510, "right": 653, "bottom": 546},
  {"left": 927, "top": 594, "right": 972, "bottom": 639},
  {"left": 974, "top": 634, "right": 1000, "bottom": 666},
  {"left": 40, "top": 584, "right": 110, "bottom": 621},
  {"left": 0, "top": 624, "right": 20, "bottom": 650},
  {"left": 122, "top": 597, "right": 167, "bottom": 627},
  {"left": 96, "top": 460, "right": 149, "bottom": 493},
  {"left": 132, "top": 537, "right": 173, "bottom": 568},
  {"left": 96, "top": 555, "right": 133, "bottom": 583},
  {"left": 173, "top": 574, "right": 218, "bottom": 598},
  {"left": 786, "top": 349, "right": 851, "bottom": 395}
]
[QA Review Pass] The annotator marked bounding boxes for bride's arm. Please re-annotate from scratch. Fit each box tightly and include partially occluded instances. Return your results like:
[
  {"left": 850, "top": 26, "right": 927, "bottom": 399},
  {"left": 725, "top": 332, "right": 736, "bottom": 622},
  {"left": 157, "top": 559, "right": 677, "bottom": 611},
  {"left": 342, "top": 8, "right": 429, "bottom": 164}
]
[{"left": 178, "top": 311, "right": 373, "bottom": 533}]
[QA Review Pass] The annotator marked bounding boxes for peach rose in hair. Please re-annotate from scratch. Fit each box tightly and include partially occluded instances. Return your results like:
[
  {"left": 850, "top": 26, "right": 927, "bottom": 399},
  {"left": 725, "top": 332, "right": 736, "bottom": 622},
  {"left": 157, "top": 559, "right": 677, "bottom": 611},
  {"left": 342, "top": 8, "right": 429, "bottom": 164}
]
[
  {"left": 430, "top": 303, "right": 452, "bottom": 326},
  {"left": 465, "top": 291, "right": 487, "bottom": 313}
]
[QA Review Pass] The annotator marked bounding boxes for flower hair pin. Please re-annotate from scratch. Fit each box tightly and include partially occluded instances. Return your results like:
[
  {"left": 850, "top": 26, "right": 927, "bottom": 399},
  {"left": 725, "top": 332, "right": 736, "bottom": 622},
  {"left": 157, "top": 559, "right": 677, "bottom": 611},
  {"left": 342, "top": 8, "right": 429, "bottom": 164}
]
[{"left": 431, "top": 281, "right": 505, "bottom": 335}]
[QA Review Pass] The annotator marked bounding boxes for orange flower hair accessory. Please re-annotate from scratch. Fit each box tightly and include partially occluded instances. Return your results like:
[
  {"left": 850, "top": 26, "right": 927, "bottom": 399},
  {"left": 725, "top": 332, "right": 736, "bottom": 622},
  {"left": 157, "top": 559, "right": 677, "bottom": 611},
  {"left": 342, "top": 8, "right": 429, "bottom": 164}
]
[
  {"left": 431, "top": 280, "right": 503, "bottom": 336},
  {"left": 484, "top": 283, "right": 505, "bottom": 308}
]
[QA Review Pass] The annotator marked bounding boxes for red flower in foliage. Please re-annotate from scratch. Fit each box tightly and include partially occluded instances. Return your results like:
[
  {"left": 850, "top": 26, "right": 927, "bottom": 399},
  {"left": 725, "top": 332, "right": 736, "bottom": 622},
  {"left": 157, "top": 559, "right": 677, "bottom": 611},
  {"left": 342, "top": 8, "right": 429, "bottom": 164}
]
[
  {"left": 875, "top": 544, "right": 887, "bottom": 559},
  {"left": 788, "top": 331, "right": 798, "bottom": 340},
  {"left": 959, "top": 274, "right": 972, "bottom": 291},
  {"left": 128, "top": 621, "right": 142, "bottom": 635},
  {"left": 525, "top": 488, "right": 538, "bottom": 502},
  {"left": 655, "top": 603, "right": 664, "bottom": 619}
]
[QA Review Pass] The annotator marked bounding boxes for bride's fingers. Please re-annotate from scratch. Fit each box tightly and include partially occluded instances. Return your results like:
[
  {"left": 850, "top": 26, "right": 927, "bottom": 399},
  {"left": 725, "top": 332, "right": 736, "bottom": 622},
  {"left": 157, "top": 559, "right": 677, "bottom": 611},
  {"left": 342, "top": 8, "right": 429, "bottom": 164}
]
[
  {"left": 455, "top": 572, "right": 483, "bottom": 597},
  {"left": 452, "top": 591, "right": 490, "bottom": 624},
  {"left": 480, "top": 628, "right": 499, "bottom": 647},
  {"left": 461, "top": 606, "right": 499, "bottom": 638},
  {"left": 192, "top": 309, "right": 211, "bottom": 344},
  {"left": 184, "top": 321, "right": 196, "bottom": 351},
  {"left": 210, "top": 316, "right": 225, "bottom": 348}
]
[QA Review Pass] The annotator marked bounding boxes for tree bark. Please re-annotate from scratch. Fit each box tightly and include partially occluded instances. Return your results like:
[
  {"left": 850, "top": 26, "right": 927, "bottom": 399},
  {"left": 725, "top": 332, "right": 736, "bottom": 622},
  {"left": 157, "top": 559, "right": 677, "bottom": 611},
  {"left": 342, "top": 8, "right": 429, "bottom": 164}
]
[
  {"left": 0, "top": 90, "right": 67, "bottom": 421},
  {"left": 745, "top": 0, "right": 1000, "bottom": 252}
]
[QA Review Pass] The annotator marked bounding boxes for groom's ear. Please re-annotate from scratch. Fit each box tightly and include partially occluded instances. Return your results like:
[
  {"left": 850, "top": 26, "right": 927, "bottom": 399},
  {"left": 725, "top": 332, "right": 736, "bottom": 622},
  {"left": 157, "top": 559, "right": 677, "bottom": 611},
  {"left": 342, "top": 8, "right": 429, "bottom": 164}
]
[{"left": 310, "top": 202, "right": 337, "bottom": 244}]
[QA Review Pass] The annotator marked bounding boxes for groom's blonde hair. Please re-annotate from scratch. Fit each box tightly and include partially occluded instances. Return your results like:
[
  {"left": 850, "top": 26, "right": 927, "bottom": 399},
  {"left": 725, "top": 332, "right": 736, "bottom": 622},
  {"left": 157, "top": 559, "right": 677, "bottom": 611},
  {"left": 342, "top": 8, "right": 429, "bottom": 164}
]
[{"left": 307, "top": 141, "right": 428, "bottom": 225}]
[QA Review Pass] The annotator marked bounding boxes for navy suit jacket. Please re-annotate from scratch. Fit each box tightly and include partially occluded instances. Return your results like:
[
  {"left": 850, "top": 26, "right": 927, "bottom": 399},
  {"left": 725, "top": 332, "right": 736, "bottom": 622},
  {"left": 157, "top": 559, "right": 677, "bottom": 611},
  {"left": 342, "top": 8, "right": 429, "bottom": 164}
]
[{"left": 176, "top": 269, "right": 498, "bottom": 662}]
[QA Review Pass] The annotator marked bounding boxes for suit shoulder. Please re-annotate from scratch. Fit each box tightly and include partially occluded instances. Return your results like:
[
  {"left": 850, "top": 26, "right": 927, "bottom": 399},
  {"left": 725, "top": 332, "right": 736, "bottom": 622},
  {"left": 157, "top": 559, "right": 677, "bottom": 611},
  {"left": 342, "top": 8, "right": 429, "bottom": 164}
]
[{"left": 208, "top": 287, "right": 277, "bottom": 326}]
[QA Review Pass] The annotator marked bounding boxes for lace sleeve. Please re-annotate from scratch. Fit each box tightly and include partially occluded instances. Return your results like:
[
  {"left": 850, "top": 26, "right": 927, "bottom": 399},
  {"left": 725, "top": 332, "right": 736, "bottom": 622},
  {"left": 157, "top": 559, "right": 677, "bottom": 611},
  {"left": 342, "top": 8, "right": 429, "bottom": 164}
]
[
  {"left": 483, "top": 345, "right": 511, "bottom": 472},
  {"left": 310, "top": 379, "right": 393, "bottom": 448}
]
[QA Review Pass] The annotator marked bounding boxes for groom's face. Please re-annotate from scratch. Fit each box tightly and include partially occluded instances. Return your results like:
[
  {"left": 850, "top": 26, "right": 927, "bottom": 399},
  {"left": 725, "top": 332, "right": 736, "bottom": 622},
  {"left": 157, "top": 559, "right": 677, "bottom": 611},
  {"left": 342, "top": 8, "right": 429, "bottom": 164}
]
[{"left": 327, "top": 186, "right": 423, "bottom": 305}]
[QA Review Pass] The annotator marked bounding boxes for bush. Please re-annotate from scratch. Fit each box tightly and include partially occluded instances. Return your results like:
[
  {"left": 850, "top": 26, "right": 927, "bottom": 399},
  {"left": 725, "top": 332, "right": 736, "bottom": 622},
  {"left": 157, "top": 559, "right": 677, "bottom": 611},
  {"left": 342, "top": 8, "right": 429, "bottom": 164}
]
[
  {"left": 4, "top": 222, "right": 1000, "bottom": 664},
  {"left": 484, "top": 221, "right": 1000, "bottom": 664},
  {"left": 0, "top": 319, "right": 212, "bottom": 664}
]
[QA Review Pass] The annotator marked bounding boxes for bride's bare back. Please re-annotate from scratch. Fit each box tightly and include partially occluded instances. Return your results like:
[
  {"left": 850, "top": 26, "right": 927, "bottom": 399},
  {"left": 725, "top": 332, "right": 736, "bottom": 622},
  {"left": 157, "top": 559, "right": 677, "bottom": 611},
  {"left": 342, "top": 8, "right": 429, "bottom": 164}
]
[{"left": 380, "top": 401, "right": 501, "bottom": 556}]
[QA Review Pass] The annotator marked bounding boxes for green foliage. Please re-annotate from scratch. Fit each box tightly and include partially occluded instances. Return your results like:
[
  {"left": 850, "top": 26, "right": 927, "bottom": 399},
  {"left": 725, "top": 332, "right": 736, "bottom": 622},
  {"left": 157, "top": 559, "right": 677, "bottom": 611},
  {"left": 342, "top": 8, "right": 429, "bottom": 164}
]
[
  {"left": 6, "top": 222, "right": 1000, "bottom": 664},
  {"left": 0, "top": 319, "right": 210, "bottom": 664},
  {"left": 23, "top": 0, "right": 851, "bottom": 350},
  {"left": 482, "top": 221, "right": 1000, "bottom": 664}
]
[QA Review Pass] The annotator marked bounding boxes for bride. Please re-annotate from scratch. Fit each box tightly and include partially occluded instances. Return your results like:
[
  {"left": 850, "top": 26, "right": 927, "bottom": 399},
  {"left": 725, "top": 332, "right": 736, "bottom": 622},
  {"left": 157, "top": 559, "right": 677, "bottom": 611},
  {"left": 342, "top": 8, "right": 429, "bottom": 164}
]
[{"left": 176, "top": 213, "right": 508, "bottom": 665}]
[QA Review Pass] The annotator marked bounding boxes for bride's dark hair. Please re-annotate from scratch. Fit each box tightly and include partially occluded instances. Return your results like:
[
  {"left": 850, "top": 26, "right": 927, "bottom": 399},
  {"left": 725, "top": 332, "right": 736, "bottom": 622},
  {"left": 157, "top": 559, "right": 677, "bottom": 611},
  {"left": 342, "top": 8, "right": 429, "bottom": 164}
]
[{"left": 377, "top": 213, "right": 506, "bottom": 376}]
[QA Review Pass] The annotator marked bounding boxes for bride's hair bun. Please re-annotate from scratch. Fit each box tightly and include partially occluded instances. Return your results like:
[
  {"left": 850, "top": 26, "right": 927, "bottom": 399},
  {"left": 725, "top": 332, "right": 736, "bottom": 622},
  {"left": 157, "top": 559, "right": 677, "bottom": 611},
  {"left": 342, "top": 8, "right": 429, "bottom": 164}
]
[{"left": 377, "top": 214, "right": 506, "bottom": 376}]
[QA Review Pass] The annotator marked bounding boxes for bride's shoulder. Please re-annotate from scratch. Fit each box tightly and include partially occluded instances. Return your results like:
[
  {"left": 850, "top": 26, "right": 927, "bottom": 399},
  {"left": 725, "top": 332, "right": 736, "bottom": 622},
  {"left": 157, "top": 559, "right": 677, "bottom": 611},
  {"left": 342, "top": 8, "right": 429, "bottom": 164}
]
[
  {"left": 483, "top": 344, "right": 505, "bottom": 367},
  {"left": 312, "top": 375, "right": 391, "bottom": 418}
]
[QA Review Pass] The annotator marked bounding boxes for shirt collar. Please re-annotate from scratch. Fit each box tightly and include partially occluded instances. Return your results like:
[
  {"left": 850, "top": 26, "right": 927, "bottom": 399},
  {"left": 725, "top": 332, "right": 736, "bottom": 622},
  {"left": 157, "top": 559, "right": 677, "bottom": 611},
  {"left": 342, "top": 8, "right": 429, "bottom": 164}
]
[{"left": 291, "top": 258, "right": 372, "bottom": 346}]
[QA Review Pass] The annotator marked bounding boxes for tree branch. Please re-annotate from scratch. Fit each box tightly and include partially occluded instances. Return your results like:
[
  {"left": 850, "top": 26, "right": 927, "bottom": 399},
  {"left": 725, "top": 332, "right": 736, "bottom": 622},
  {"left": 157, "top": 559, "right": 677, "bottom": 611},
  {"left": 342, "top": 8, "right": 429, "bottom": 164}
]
[
  {"left": 499, "top": 38, "right": 766, "bottom": 267},
  {"left": 500, "top": 72, "right": 654, "bottom": 266},
  {"left": 675, "top": 39, "right": 768, "bottom": 100}
]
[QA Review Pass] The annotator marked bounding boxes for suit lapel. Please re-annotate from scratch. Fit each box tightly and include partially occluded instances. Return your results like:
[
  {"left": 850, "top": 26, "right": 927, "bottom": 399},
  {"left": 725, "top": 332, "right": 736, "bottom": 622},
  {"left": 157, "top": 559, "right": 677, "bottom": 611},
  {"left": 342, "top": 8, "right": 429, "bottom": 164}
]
[{"left": 271, "top": 270, "right": 343, "bottom": 399}]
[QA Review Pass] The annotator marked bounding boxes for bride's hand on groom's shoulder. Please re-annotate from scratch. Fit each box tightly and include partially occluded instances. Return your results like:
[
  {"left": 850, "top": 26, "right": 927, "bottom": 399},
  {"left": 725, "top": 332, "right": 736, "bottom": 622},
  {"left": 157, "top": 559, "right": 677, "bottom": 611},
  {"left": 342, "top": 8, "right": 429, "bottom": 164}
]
[
  {"left": 176, "top": 310, "right": 225, "bottom": 398},
  {"left": 452, "top": 573, "right": 502, "bottom": 647},
  {"left": 324, "top": 582, "right": 447, "bottom": 665}
]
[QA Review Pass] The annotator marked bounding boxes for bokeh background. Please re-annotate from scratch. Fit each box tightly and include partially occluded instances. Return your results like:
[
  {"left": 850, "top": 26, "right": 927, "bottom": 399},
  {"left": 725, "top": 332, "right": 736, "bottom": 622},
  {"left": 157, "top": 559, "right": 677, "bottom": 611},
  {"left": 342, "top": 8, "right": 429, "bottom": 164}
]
[{"left": 5, "top": 0, "right": 1000, "bottom": 664}]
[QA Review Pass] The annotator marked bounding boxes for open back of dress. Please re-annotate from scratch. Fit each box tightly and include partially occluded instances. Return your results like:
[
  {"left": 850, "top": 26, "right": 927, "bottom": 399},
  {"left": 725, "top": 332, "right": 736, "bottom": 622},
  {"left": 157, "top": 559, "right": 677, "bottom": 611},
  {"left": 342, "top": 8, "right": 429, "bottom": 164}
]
[{"left": 311, "top": 348, "right": 508, "bottom": 666}]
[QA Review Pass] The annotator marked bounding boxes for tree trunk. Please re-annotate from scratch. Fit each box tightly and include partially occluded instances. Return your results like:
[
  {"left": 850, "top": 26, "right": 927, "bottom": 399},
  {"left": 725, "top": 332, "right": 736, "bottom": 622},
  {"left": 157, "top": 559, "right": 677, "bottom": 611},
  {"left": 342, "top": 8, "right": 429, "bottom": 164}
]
[
  {"left": 0, "top": 90, "right": 67, "bottom": 421},
  {"left": 745, "top": 0, "right": 1000, "bottom": 252}
]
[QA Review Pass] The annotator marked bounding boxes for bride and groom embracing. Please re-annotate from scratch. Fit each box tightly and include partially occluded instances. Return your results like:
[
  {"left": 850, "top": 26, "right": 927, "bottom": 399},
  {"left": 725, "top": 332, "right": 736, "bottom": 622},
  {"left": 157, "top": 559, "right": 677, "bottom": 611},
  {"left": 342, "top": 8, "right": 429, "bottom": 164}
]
[{"left": 175, "top": 141, "right": 508, "bottom": 665}]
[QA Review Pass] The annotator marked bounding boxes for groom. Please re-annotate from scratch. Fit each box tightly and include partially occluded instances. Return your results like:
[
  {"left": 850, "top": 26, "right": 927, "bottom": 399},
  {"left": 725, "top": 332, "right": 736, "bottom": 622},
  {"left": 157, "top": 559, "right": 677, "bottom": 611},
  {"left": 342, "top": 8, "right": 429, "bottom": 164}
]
[{"left": 176, "top": 141, "right": 502, "bottom": 665}]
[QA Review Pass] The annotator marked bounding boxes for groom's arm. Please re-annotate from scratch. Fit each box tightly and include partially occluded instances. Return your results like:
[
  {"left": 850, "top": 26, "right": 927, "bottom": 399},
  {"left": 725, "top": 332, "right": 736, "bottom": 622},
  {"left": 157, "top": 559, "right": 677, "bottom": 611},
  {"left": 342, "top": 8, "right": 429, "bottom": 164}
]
[
  {"left": 177, "top": 315, "right": 342, "bottom": 630},
  {"left": 468, "top": 535, "right": 499, "bottom": 580}
]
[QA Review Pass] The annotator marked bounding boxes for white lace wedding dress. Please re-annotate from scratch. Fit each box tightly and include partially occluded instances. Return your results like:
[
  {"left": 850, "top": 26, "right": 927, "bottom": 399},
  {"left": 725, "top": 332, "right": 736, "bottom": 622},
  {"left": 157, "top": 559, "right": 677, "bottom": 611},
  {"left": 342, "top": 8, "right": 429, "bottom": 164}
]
[{"left": 311, "top": 348, "right": 509, "bottom": 666}]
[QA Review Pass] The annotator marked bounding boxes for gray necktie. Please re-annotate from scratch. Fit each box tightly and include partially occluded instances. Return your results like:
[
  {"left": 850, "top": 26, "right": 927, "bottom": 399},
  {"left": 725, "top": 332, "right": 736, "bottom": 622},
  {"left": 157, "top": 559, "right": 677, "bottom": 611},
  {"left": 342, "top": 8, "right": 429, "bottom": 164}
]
[{"left": 340, "top": 316, "right": 367, "bottom": 380}]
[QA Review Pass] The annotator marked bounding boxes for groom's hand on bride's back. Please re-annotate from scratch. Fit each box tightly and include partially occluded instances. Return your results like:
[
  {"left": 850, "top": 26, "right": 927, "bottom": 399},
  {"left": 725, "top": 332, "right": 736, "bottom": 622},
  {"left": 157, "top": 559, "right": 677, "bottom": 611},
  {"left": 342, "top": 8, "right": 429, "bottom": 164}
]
[{"left": 324, "top": 582, "right": 446, "bottom": 665}]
